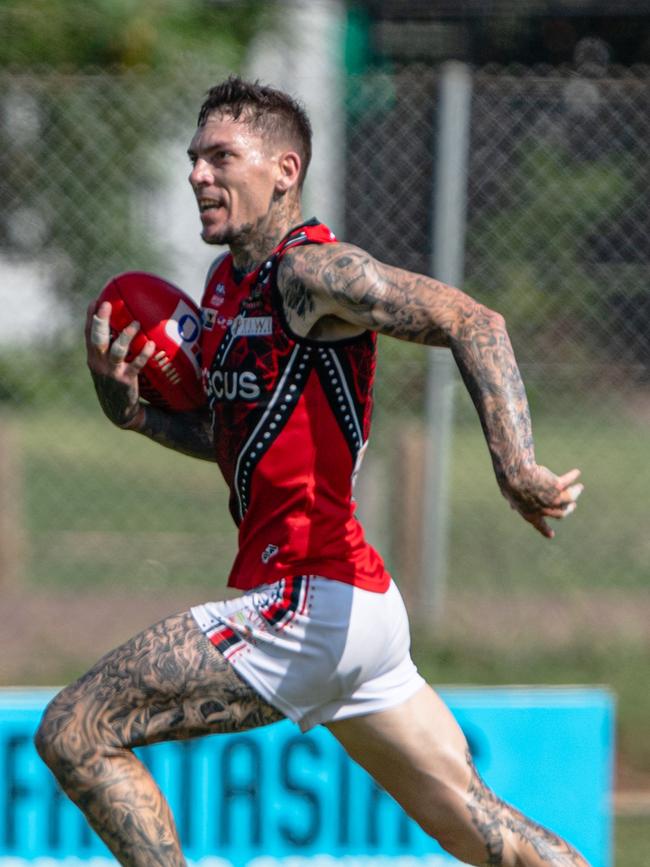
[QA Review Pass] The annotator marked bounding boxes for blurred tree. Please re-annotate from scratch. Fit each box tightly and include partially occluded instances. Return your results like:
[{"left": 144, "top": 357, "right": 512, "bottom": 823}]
[
  {"left": 0, "top": 0, "right": 266, "bottom": 71},
  {"left": 0, "top": 0, "right": 269, "bottom": 317}
]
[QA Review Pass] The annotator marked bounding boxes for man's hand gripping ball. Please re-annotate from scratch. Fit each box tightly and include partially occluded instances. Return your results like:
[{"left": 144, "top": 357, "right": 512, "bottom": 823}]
[{"left": 86, "top": 272, "right": 206, "bottom": 429}]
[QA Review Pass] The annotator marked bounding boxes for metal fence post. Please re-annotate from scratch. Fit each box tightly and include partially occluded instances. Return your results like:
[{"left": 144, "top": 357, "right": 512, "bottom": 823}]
[
  {"left": 0, "top": 418, "right": 26, "bottom": 586},
  {"left": 421, "top": 62, "right": 472, "bottom": 624}
]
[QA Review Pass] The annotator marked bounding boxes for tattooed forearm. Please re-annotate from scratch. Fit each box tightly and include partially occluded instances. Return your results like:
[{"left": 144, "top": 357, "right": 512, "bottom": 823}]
[
  {"left": 279, "top": 243, "right": 536, "bottom": 483},
  {"left": 137, "top": 405, "right": 216, "bottom": 462},
  {"left": 90, "top": 364, "right": 215, "bottom": 461},
  {"left": 91, "top": 370, "right": 140, "bottom": 428},
  {"left": 450, "top": 315, "right": 535, "bottom": 485}
]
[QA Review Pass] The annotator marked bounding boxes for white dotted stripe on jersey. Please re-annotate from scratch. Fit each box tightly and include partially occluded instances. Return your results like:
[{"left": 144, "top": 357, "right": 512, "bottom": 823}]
[
  {"left": 215, "top": 309, "right": 247, "bottom": 368},
  {"left": 233, "top": 344, "right": 313, "bottom": 521},
  {"left": 318, "top": 347, "right": 364, "bottom": 453}
]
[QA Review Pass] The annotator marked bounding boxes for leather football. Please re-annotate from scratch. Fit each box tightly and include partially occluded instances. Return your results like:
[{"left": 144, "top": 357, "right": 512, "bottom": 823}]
[{"left": 96, "top": 272, "right": 206, "bottom": 412}]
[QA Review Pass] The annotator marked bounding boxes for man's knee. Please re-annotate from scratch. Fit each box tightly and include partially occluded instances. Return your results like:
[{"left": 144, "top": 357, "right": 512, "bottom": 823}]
[{"left": 34, "top": 687, "right": 89, "bottom": 774}]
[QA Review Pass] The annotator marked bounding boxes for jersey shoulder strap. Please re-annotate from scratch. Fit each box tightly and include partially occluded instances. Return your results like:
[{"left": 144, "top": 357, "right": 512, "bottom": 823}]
[
  {"left": 275, "top": 219, "right": 337, "bottom": 259},
  {"left": 201, "top": 219, "right": 335, "bottom": 305}
]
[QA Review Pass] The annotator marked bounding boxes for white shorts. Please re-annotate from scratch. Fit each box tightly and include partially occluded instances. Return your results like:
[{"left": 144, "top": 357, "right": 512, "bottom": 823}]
[{"left": 190, "top": 576, "right": 425, "bottom": 732}]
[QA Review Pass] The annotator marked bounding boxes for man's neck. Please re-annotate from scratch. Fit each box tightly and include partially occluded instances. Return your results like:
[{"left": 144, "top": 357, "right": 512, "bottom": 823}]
[{"left": 230, "top": 198, "right": 303, "bottom": 273}]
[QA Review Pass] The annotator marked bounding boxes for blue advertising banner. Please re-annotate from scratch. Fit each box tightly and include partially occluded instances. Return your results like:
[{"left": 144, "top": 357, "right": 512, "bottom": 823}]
[{"left": 0, "top": 687, "right": 614, "bottom": 867}]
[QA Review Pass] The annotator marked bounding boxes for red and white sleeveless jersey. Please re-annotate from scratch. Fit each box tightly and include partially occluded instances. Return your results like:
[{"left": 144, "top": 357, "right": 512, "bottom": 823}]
[{"left": 199, "top": 219, "right": 389, "bottom": 593}]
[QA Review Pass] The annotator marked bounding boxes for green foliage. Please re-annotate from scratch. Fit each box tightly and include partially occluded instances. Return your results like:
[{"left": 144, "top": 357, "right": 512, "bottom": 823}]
[
  {"left": 465, "top": 141, "right": 635, "bottom": 361},
  {"left": 373, "top": 334, "right": 426, "bottom": 420},
  {"left": 0, "top": 343, "right": 93, "bottom": 407},
  {"left": 0, "top": 1, "right": 270, "bottom": 318},
  {"left": 0, "top": 72, "right": 170, "bottom": 314},
  {"left": 0, "top": 354, "right": 36, "bottom": 406},
  {"left": 0, "top": 0, "right": 267, "bottom": 70}
]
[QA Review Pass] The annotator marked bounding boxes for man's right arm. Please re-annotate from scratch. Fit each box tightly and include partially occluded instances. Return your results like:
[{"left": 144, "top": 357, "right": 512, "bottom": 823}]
[
  {"left": 121, "top": 403, "right": 215, "bottom": 462},
  {"left": 85, "top": 301, "right": 216, "bottom": 463}
]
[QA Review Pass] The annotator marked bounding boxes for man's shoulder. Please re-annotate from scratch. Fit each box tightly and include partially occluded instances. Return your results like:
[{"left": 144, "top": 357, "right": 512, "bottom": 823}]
[
  {"left": 204, "top": 251, "right": 230, "bottom": 289},
  {"left": 279, "top": 240, "right": 349, "bottom": 274},
  {"left": 277, "top": 240, "right": 376, "bottom": 340},
  {"left": 276, "top": 243, "right": 325, "bottom": 300},
  {"left": 278, "top": 241, "right": 371, "bottom": 289}
]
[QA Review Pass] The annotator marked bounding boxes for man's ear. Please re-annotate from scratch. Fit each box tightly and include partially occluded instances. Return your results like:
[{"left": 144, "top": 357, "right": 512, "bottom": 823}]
[{"left": 275, "top": 150, "right": 302, "bottom": 193}]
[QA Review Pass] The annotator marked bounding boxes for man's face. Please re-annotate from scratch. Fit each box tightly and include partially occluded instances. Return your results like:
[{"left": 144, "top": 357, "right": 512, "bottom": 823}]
[{"left": 187, "top": 112, "right": 281, "bottom": 246}]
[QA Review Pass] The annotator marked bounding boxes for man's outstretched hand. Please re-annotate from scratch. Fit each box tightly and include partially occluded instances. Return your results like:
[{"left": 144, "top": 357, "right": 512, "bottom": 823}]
[
  {"left": 500, "top": 465, "right": 583, "bottom": 539},
  {"left": 85, "top": 300, "right": 155, "bottom": 429}
]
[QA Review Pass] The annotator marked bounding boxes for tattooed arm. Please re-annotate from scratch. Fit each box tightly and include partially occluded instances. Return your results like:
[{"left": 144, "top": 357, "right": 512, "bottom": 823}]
[
  {"left": 277, "top": 243, "right": 583, "bottom": 537},
  {"left": 122, "top": 404, "right": 215, "bottom": 462},
  {"left": 85, "top": 301, "right": 215, "bottom": 462}
]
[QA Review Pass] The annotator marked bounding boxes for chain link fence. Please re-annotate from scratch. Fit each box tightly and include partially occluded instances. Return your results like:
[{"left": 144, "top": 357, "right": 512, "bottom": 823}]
[
  {"left": 346, "top": 64, "right": 650, "bottom": 643},
  {"left": 0, "top": 63, "right": 648, "bottom": 652}
]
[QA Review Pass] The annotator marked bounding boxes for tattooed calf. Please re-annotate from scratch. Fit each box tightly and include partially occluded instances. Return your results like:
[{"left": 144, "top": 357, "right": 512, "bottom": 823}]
[
  {"left": 35, "top": 613, "right": 284, "bottom": 867},
  {"left": 465, "top": 750, "right": 589, "bottom": 866}
]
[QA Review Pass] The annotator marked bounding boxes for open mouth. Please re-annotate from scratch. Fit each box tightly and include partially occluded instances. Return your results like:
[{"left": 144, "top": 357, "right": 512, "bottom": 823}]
[{"left": 198, "top": 198, "right": 225, "bottom": 215}]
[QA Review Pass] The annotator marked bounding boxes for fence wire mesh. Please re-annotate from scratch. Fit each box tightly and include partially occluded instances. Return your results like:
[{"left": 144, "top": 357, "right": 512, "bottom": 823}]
[
  {"left": 345, "top": 65, "right": 649, "bottom": 641},
  {"left": 0, "top": 64, "right": 648, "bottom": 648}
]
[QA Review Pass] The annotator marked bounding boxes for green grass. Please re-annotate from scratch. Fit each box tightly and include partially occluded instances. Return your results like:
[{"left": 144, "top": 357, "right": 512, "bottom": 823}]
[
  {"left": 615, "top": 816, "right": 650, "bottom": 867},
  {"left": 412, "top": 636, "right": 650, "bottom": 864},
  {"left": 17, "top": 407, "right": 237, "bottom": 587},
  {"left": 13, "top": 386, "right": 647, "bottom": 590},
  {"left": 20, "top": 410, "right": 224, "bottom": 533},
  {"left": 448, "top": 413, "right": 649, "bottom": 590},
  {"left": 369, "top": 380, "right": 649, "bottom": 591},
  {"left": 5, "top": 399, "right": 650, "bottom": 790},
  {"left": 412, "top": 637, "right": 650, "bottom": 777}
]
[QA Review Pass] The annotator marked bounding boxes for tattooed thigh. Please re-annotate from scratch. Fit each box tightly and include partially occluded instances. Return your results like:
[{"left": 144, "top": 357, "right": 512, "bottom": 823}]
[{"left": 37, "top": 611, "right": 284, "bottom": 756}]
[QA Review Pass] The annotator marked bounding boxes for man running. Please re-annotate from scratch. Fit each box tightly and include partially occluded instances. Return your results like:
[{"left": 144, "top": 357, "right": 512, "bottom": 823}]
[{"left": 36, "top": 76, "right": 588, "bottom": 867}]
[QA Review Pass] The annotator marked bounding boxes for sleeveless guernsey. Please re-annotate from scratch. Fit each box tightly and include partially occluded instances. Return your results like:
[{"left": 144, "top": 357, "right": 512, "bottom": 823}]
[{"left": 199, "top": 219, "right": 389, "bottom": 593}]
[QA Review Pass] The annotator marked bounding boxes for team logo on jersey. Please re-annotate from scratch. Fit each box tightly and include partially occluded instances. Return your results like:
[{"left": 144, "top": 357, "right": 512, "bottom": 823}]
[
  {"left": 210, "top": 283, "right": 226, "bottom": 307},
  {"left": 201, "top": 308, "right": 217, "bottom": 331},
  {"left": 202, "top": 309, "right": 236, "bottom": 332},
  {"left": 261, "top": 543, "right": 279, "bottom": 564},
  {"left": 231, "top": 315, "right": 273, "bottom": 337}
]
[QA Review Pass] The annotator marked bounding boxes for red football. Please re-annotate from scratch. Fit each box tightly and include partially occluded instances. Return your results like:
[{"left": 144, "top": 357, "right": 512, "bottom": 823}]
[{"left": 96, "top": 272, "right": 206, "bottom": 412}]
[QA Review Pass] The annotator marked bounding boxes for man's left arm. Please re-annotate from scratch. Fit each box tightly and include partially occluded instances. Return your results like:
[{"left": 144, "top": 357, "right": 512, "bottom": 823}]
[{"left": 278, "top": 242, "right": 582, "bottom": 538}]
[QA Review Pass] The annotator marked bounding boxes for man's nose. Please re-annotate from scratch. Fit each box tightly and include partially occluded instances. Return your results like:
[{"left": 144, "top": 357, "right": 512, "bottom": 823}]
[{"left": 190, "top": 159, "right": 211, "bottom": 186}]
